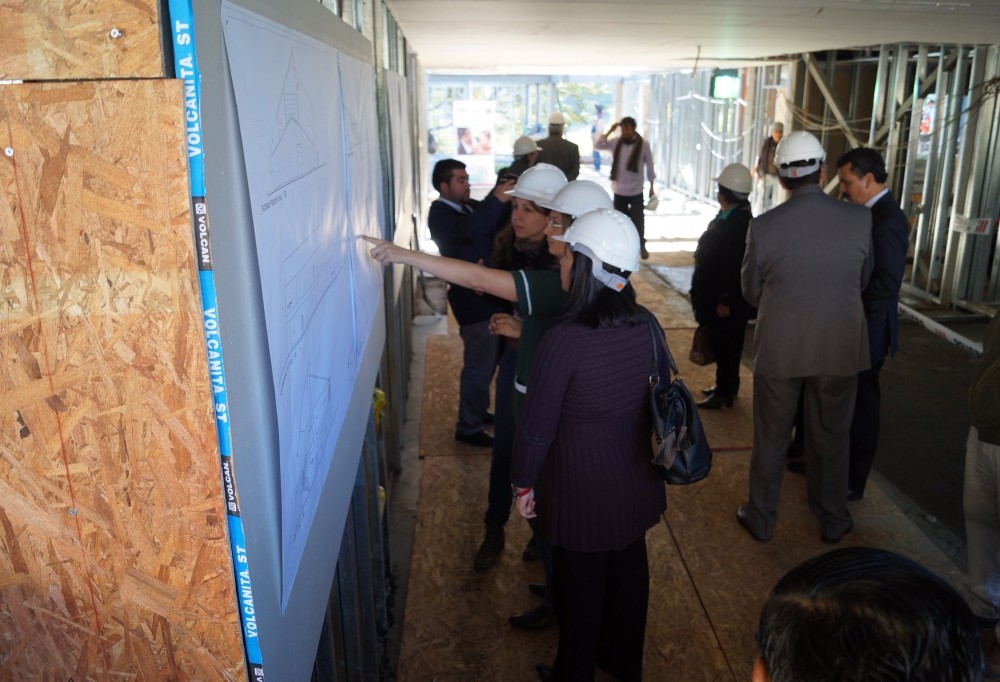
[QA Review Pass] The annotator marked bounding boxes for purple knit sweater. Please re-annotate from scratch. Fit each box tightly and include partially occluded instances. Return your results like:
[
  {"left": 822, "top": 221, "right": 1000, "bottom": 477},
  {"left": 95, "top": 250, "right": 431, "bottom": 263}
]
[{"left": 511, "top": 321, "right": 667, "bottom": 552}]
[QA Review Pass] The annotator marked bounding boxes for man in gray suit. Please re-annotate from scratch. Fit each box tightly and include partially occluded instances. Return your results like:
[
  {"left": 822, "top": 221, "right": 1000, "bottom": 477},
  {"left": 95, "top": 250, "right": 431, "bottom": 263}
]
[
  {"left": 736, "top": 131, "right": 873, "bottom": 544},
  {"left": 536, "top": 111, "right": 580, "bottom": 181}
]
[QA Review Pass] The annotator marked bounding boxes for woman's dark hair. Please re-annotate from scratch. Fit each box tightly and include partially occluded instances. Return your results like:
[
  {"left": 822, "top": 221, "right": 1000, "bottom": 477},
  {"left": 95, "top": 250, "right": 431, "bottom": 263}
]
[
  {"left": 560, "top": 250, "right": 643, "bottom": 328},
  {"left": 718, "top": 185, "right": 751, "bottom": 206},
  {"left": 492, "top": 201, "right": 556, "bottom": 271},
  {"left": 757, "top": 547, "right": 983, "bottom": 682}
]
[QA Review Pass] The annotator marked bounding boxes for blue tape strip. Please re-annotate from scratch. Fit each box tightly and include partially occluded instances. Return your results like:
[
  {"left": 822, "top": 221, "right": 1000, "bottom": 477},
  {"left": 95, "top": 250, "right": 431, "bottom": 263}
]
[{"left": 167, "top": 1, "right": 265, "bottom": 677}]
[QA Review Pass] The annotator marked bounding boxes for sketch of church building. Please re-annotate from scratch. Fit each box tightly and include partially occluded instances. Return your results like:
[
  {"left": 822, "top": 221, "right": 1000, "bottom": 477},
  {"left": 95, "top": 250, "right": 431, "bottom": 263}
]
[{"left": 270, "top": 50, "right": 323, "bottom": 188}]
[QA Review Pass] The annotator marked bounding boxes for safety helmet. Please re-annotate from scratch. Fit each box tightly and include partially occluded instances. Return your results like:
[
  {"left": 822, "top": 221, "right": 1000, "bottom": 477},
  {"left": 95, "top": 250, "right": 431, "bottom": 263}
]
[
  {"left": 548, "top": 111, "right": 566, "bottom": 126},
  {"left": 512, "top": 135, "right": 540, "bottom": 157},
  {"left": 714, "top": 163, "right": 753, "bottom": 195},
  {"left": 537, "top": 180, "right": 612, "bottom": 218},
  {"left": 505, "top": 163, "right": 567, "bottom": 203},
  {"left": 774, "top": 131, "right": 826, "bottom": 178},
  {"left": 553, "top": 208, "right": 640, "bottom": 291}
]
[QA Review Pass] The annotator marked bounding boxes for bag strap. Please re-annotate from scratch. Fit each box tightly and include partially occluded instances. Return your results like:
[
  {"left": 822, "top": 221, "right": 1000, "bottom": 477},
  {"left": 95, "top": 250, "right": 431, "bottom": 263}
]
[{"left": 644, "top": 311, "right": 679, "bottom": 382}]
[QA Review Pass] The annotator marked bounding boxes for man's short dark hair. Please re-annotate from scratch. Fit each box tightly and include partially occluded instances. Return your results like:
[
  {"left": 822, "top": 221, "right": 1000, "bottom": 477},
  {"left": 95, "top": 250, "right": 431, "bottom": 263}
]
[
  {"left": 432, "top": 159, "right": 466, "bottom": 192},
  {"left": 757, "top": 547, "right": 983, "bottom": 682},
  {"left": 778, "top": 166, "right": 823, "bottom": 190},
  {"left": 836, "top": 147, "right": 889, "bottom": 184},
  {"left": 620, "top": 116, "right": 637, "bottom": 128}
]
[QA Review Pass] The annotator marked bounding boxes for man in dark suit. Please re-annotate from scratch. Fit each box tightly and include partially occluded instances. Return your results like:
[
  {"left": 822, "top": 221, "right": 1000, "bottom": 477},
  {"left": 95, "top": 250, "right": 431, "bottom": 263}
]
[
  {"left": 738, "top": 131, "right": 873, "bottom": 544},
  {"left": 836, "top": 148, "right": 910, "bottom": 501},
  {"left": 428, "top": 159, "right": 514, "bottom": 446}
]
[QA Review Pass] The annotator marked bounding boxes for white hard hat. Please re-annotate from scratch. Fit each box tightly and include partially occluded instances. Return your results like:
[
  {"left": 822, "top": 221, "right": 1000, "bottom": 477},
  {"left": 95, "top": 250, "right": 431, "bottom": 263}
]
[
  {"left": 505, "top": 163, "right": 568, "bottom": 203},
  {"left": 548, "top": 111, "right": 566, "bottom": 125},
  {"left": 512, "top": 135, "right": 540, "bottom": 156},
  {"left": 553, "top": 208, "right": 640, "bottom": 291},
  {"left": 774, "top": 131, "right": 826, "bottom": 178},
  {"left": 537, "top": 180, "right": 612, "bottom": 218},
  {"left": 714, "top": 163, "right": 753, "bottom": 195}
]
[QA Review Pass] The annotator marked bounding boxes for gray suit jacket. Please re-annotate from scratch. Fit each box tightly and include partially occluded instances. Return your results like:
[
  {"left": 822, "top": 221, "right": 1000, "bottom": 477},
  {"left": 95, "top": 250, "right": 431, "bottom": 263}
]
[
  {"left": 536, "top": 135, "right": 580, "bottom": 180},
  {"left": 741, "top": 184, "right": 874, "bottom": 378}
]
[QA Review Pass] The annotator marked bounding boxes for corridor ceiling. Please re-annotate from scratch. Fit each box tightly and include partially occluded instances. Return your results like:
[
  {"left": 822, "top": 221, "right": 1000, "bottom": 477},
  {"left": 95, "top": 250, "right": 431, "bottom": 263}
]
[{"left": 384, "top": 0, "right": 1000, "bottom": 74}]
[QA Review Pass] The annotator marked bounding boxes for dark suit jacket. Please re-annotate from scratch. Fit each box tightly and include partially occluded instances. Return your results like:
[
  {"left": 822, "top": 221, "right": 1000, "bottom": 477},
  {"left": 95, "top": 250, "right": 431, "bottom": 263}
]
[
  {"left": 863, "top": 191, "right": 910, "bottom": 365},
  {"left": 741, "top": 184, "right": 874, "bottom": 377},
  {"left": 427, "top": 195, "right": 508, "bottom": 325}
]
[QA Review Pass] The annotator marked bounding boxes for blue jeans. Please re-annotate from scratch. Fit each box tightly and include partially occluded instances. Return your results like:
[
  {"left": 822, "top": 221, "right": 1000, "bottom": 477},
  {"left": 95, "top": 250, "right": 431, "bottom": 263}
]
[
  {"left": 592, "top": 150, "right": 601, "bottom": 172},
  {"left": 484, "top": 344, "right": 517, "bottom": 527},
  {"left": 456, "top": 319, "right": 497, "bottom": 435}
]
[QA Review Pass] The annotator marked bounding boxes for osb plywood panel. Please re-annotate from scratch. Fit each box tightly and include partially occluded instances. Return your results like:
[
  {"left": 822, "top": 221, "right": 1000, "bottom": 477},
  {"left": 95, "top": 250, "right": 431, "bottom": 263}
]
[
  {"left": 0, "top": 81, "right": 244, "bottom": 679},
  {"left": 400, "top": 262, "right": 966, "bottom": 680},
  {"left": 0, "top": 1, "right": 163, "bottom": 81}
]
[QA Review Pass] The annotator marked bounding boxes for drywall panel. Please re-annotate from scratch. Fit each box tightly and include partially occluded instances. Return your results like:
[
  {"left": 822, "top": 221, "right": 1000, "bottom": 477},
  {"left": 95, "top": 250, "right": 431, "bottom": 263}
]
[{"left": 190, "top": 1, "right": 386, "bottom": 678}]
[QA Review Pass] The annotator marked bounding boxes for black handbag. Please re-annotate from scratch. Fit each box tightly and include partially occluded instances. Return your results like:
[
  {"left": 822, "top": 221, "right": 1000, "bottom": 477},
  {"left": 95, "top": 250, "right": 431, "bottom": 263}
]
[
  {"left": 645, "top": 315, "right": 713, "bottom": 484},
  {"left": 688, "top": 324, "right": 715, "bottom": 366}
]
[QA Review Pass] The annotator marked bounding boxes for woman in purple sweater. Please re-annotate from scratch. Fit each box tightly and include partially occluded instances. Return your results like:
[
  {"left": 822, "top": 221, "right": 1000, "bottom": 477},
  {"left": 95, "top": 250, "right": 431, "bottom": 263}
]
[{"left": 510, "top": 208, "right": 667, "bottom": 681}]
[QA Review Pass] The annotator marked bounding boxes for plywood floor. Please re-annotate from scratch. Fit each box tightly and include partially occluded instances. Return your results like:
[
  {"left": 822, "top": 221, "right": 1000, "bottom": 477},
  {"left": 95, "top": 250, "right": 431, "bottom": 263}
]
[{"left": 394, "top": 253, "right": 964, "bottom": 681}]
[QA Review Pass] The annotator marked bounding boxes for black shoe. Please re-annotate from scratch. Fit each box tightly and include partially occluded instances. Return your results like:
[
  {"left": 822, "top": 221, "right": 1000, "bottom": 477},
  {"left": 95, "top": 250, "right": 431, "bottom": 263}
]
[
  {"left": 522, "top": 536, "right": 541, "bottom": 562},
  {"left": 483, "top": 411, "right": 494, "bottom": 425},
  {"left": 701, "top": 385, "right": 717, "bottom": 396},
  {"left": 455, "top": 430, "right": 493, "bottom": 447},
  {"left": 640, "top": 247, "right": 650, "bottom": 260},
  {"left": 473, "top": 525, "right": 505, "bottom": 571},
  {"left": 536, "top": 664, "right": 554, "bottom": 681},
  {"left": 528, "top": 582, "right": 546, "bottom": 597},
  {"left": 736, "top": 505, "right": 771, "bottom": 542},
  {"left": 697, "top": 393, "right": 735, "bottom": 409},
  {"left": 509, "top": 605, "right": 557, "bottom": 630},
  {"left": 821, "top": 521, "right": 854, "bottom": 544},
  {"left": 847, "top": 489, "right": 864, "bottom": 502},
  {"left": 786, "top": 458, "right": 806, "bottom": 474}
]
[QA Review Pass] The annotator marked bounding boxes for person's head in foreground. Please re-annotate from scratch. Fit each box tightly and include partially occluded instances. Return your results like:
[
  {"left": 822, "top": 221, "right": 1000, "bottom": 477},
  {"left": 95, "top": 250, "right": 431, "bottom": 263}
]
[{"left": 755, "top": 547, "right": 983, "bottom": 682}]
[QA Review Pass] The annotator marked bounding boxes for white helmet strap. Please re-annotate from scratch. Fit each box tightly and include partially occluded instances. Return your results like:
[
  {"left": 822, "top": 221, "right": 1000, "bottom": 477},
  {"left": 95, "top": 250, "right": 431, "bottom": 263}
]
[
  {"left": 574, "top": 244, "right": 629, "bottom": 292},
  {"left": 778, "top": 159, "right": 822, "bottom": 178}
]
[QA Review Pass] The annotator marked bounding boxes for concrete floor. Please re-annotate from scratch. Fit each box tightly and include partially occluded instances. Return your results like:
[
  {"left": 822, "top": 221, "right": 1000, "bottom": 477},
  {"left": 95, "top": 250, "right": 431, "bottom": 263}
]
[{"left": 384, "top": 183, "right": 985, "bottom": 679}]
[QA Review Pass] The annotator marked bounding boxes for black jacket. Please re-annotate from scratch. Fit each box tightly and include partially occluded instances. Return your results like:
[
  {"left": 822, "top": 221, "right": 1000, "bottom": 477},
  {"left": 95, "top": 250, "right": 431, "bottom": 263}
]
[
  {"left": 427, "top": 195, "right": 508, "bottom": 325},
  {"left": 863, "top": 191, "right": 909, "bottom": 364},
  {"left": 690, "top": 204, "right": 755, "bottom": 324}
]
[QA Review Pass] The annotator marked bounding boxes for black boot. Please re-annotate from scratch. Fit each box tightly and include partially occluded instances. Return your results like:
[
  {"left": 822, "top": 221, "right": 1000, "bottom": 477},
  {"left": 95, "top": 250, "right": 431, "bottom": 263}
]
[
  {"left": 697, "top": 392, "right": 735, "bottom": 409},
  {"left": 473, "top": 525, "right": 505, "bottom": 571},
  {"left": 509, "top": 605, "right": 557, "bottom": 630}
]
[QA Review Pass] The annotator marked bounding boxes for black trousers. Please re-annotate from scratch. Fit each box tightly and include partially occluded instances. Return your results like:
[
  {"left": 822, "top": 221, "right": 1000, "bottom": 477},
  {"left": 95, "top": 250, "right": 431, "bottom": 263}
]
[
  {"left": 613, "top": 193, "right": 645, "bottom": 248},
  {"left": 709, "top": 315, "right": 749, "bottom": 398},
  {"left": 848, "top": 361, "right": 884, "bottom": 494},
  {"left": 551, "top": 536, "right": 648, "bottom": 681}
]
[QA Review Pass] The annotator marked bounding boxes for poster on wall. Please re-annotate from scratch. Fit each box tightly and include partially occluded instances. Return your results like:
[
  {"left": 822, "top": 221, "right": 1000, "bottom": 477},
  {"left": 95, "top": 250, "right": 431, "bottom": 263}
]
[
  {"left": 453, "top": 100, "right": 496, "bottom": 186},
  {"left": 339, "top": 52, "right": 386, "bottom": 346},
  {"left": 221, "top": 2, "right": 383, "bottom": 606},
  {"left": 385, "top": 70, "right": 415, "bottom": 242}
]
